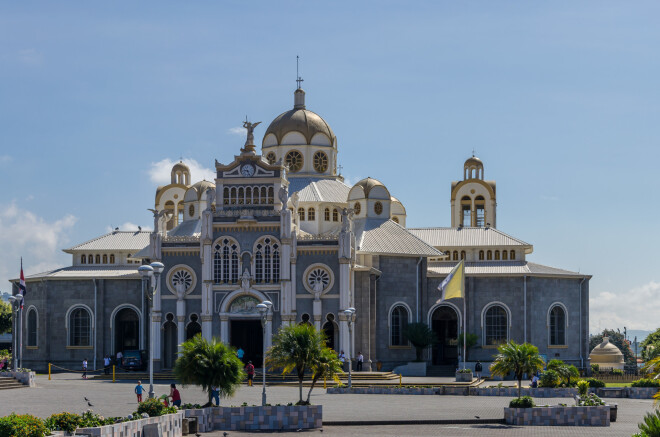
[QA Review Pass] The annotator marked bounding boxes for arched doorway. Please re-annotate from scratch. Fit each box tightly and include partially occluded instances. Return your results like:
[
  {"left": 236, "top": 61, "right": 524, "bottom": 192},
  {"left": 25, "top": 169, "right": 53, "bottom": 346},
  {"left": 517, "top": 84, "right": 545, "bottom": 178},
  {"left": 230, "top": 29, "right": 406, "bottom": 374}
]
[
  {"left": 431, "top": 305, "right": 459, "bottom": 366},
  {"left": 227, "top": 295, "right": 263, "bottom": 365},
  {"left": 114, "top": 308, "right": 140, "bottom": 355},
  {"left": 322, "top": 314, "right": 337, "bottom": 350},
  {"left": 163, "top": 313, "right": 178, "bottom": 369},
  {"left": 186, "top": 314, "right": 202, "bottom": 340}
]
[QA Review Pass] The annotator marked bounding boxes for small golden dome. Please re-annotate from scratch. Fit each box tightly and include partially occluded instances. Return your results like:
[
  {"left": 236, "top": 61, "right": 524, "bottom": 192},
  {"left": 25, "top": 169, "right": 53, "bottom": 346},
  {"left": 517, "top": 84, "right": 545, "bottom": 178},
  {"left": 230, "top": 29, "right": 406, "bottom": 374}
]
[
  {"left": 464, "top": 156, "right": 483, "bottom": 168},
  {"left": 172, "top": 161, "right": 190, "bottom": 173},
  {"left": 352, "top": 177, "right": 389, "bottom": 198},
  {"left": 186, "top": 180, "right": 216, "bottom": 201},
  {"left": 589, "top": 337, "right": 625, "bottom": 365}
]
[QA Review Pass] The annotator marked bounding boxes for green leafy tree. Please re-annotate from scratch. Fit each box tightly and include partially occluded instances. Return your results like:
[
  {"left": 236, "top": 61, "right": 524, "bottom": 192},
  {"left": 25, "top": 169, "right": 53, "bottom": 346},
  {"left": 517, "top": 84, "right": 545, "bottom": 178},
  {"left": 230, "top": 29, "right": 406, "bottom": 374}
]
[
  {"left": 640, "top": 327, "right": 660, "bottom": 361},
  {"left": 589, "top": 329, "right": 636, "bottom": 370},
  {"left": 402, "top": 322, "right": 437, "bottom": 362},
  {"left": 305, "top": 346, "right": 344, "bottom": 403},
  {"left": 457, "top": 333, "right": 478, "bottom": 361},
  {"left": 0, "top": 301, "right": 12, "bottom": 334},
  {"left": 173, "top": 334, "right": 245, "bottom": 407},
  {"left": 547, "top": 359, "right": 580, "bottom": 386},
  {"left": 267, "top": 324, "right": 326, "bottom": 405},
  {"left": 489, "top": 341, "right": 546, "bottom": 398}
]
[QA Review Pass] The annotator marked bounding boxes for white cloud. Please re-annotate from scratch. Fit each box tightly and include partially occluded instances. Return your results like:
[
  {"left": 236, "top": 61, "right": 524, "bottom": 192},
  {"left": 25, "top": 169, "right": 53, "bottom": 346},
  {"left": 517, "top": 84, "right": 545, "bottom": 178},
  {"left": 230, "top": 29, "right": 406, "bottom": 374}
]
[
  {"left": 147, "top": 158, "right": 215, "bottom": 185},
  {"left": 0, "top": 203, "right": 77, "bottom": 292},
  {"left": 228, "top": 126, "right": 245, "bottom": 136},
  {"left": 104, "top": 222, "right": 153, "bottom": 233},
  {"left": 18, "top": 49, "right": 43, "bottom": 66},
  {"left": 590, "top": 281, "right": 660, "bottom": 332}
]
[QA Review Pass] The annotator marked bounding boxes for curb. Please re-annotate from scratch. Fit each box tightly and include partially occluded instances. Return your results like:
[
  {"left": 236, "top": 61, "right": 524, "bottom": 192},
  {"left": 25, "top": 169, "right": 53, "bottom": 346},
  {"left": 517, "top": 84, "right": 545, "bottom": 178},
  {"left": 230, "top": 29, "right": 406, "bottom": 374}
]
[{"left": 323, "top": 418, "right": 505, "bottom": 426}]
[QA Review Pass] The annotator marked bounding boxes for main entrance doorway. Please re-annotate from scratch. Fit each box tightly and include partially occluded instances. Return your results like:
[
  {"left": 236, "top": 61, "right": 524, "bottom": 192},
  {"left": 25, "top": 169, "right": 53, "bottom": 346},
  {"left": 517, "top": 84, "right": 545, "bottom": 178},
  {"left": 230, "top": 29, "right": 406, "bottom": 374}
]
[
  {"left": 230, "top": 320, "right": 263, "bottom": 366},
  {"left": 162, "top": 314, "right": 178, "bottom": 369},
  {"left": 431, "top": 305, "right": 459, "bottom": 366},
  {"left": 114, "top": 308, "right": 140, "bottom": 354}
]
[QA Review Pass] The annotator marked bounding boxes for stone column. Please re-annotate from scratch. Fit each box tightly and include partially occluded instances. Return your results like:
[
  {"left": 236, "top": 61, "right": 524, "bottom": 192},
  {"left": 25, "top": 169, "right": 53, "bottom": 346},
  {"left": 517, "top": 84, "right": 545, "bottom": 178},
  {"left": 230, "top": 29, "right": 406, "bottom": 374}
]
[
  {"left": 220, "top": 315, "right": 229, "bottom": 344},
  {"left": 201, "top": 314, "right": 213, "bottom": 340},
  {"left": 313, "top": 299, "right": 322, "bottom": 330},
  {"left": 152, "top": 313, "right": 162, "bottom": 362},
  {"left": 177, "top": 315, "right": 185, "bottom": 351}
]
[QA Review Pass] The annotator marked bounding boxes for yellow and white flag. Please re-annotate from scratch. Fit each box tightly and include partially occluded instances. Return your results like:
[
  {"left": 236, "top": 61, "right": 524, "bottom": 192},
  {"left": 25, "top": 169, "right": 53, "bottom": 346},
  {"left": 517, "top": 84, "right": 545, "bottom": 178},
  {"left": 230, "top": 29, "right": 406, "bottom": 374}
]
[{"left": 438, "top": 260, "right": 464, "bottom": 300}]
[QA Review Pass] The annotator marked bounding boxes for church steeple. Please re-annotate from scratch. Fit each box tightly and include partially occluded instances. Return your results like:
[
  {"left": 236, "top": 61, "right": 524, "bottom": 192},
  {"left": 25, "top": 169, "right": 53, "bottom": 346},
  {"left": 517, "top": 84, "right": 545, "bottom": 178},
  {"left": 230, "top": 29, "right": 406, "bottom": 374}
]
[{"left": 451, "top": 155, "right": 497, "bottom": 228}]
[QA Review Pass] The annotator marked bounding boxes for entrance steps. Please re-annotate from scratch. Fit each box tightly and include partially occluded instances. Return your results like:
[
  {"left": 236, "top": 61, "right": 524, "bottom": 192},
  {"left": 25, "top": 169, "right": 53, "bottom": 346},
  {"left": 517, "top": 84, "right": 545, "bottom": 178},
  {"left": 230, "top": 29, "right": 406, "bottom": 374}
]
[{"left": 0, "top": 377, "right": 25, "bottom": 390}]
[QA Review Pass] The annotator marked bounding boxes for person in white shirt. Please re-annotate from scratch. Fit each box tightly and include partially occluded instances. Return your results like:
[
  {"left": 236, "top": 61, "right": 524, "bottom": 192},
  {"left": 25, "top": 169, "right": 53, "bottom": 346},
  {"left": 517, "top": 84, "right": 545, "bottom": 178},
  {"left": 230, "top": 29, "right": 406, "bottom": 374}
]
[
  {"left": 357, "top": 352, "right": 364, "bottom": 371},
  {"left": 104, "top": 355, "right": 111, "bottom": 375}
]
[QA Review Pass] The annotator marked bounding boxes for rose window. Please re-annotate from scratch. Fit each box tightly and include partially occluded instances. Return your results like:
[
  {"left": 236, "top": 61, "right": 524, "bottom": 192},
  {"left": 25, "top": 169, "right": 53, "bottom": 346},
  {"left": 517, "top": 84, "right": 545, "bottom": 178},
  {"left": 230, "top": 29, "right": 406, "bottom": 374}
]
[
  {"left": 307, "top": 268, "right": 330, "bottom": 291},
  {"left": 172, "top": 269, "right": 193, "bottom": 292},
  {"left": 285, "top": 150, "right": 303, "bottom": 172}
]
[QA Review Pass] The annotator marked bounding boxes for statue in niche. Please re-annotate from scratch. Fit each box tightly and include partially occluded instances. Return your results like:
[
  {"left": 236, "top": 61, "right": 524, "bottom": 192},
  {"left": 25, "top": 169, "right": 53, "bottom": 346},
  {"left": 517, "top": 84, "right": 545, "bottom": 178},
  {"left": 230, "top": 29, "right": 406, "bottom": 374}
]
[
  {"left": 278, "top": 186, "right": 289, "bottom": 206},
  {"left": 205, "top": 187, "right": 215, "bottom": 211},
  {"left": 340, "top": 207, "right": 354, "bottom": 232},
  {"left": 240, "top": 269, "right": 251, "bottom": 291},
  {"left": 312, "top": 278, "right": 324, "bottom": 301},
  {"left": 174, "top": 280, "right": 186, "bottom": 301}
]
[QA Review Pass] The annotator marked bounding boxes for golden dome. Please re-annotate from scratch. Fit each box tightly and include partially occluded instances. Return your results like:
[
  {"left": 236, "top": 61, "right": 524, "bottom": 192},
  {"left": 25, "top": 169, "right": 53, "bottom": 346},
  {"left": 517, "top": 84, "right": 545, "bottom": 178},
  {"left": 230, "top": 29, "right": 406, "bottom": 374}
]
[
  {"left": 172, "top": 161, "right": 190, "bottom": 173},
  {"left": 188, "top": 180, "right": 215, "bottom": 200},
  {"left": 589, "top": 337, "right": 625, "bottom": 364},
  {"left": 263, "top": 89, "right": 336, "bottom": 146},
  {"left": 171, "top": 160, "right": 191, "bottom": 185},
  {"left": 352, "top": 177, "right": 388, "bottom": 198},
  {"left": 464, "top": 155, "right": 483, "bottom": 168}
]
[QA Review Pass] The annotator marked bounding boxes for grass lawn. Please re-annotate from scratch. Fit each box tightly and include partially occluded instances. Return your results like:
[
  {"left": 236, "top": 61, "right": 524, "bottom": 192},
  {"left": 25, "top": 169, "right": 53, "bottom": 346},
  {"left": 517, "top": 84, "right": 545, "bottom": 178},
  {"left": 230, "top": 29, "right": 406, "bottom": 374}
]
[{"left": 605, "top": 382, "right": 632, "bottom": 387}]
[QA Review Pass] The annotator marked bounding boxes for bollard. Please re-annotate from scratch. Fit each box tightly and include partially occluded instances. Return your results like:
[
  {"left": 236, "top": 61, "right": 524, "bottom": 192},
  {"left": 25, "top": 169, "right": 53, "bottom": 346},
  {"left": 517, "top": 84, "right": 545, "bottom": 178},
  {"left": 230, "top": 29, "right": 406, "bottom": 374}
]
[
  {"left": 48, "top": 363, "right": 51, "bottom": 381},
  {"left": 399, "top": 374, "right": 402, "bottom": 388},
  {"left": 112, "top": 365, "right": 115, "bottom": 383}
]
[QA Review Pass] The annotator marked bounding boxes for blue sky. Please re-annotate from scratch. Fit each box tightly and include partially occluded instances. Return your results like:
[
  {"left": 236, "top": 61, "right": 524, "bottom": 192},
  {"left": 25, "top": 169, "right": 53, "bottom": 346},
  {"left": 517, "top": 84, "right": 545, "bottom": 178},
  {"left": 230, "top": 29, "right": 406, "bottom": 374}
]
[{"left": 1, "top": 1, "right": 659, "bottom": 332}]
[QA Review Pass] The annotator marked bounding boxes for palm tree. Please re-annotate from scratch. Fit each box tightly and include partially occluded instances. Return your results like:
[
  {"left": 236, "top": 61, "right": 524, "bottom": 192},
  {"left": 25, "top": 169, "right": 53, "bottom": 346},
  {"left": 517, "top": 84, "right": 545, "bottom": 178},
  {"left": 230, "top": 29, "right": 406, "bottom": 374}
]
[
  {"left": 402, "top": 322, "right": 437, "bottom": 362},
  {"left": 305, "top": 346, "right": 344, "bottom": 404},
  {"left": 267, "top": 324, "right": 326, "bottom": 405},
  {"left": 489, "top": 341, "right": 546, "bottom": 398},
  {"left": 547, "top": 360, "right": 579, "bottom": 386},
  {"left": 173, "top": 334, "right": 245, "bottom": 407}
]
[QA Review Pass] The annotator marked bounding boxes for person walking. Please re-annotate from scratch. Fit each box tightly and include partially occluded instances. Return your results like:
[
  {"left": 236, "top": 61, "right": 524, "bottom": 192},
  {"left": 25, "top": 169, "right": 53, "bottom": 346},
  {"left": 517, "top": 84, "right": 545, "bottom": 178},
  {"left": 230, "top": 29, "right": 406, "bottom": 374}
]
[
  {"left": 357, "top": 352, "right": 364, "bottom": 371},
  {"left": 245, "top": 361, "right": 255, "bottom": 387},
  {"left": 211, "top": 385, "right": 220, "bottom": 406},
  {"left": 81, "top": 358, "right": 88, "bottom": 379},
  {"left": 475, "top": 360, "right": 483, "bottom": 380},
  {"left": 169, "top": 383, "right": 181, "bottom": 407},
  {"left": 116, "top": 350, "right": 123, "bottom": 371},
  {"left": 338, "top": 350, "right": 346, "bottom": 371},
  {"left": 236, "top": 347, "right": 245, "bottom": 363},
  {"left": 135, "top": 380, "right": 144, "bottom": 403},
  {"left": 103, "top": 355, "right": 111, "bottom": 375}
]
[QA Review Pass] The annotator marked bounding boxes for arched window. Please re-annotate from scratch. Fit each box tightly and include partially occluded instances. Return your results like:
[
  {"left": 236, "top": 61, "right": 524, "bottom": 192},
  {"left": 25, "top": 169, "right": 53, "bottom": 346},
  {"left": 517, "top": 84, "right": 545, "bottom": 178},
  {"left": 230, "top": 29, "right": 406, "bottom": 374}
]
[
  {"left": 230, "top": 187, "right": 237, "bottom": 205},
  {"left": 460, "top": 251, "right": 466, "bottom": 260},
  {"left": 261, "top": 187, "right": 267, "bottom": 203},
  {"left": 510, "top": 250, "right": 515, "bottom": 260},
  {"left": 392, "top": 216, "right": 399, "bottom": 224},
  {"left": 69, "top": 307, "right": 92, "bottom": 347},
  {"left": 324, "top": 208, "right": 330, "bottom": 221},
  {"left": 453, "top": 251, "right": 458, "bottom": 261},
  {"left": 102, "top": 254, "right": 108, "bottom": 264},
  {"left": 390, "top": 305, "right": 409, "bottom": 346},
  {"left": 110, "top": 254, "right": 115, "bottom": 264},
  {"left": 268, "top": 187, "right": 274, "bottom": 204},
  {"left": 254, "top": 237, "right": 280, "bottom": 284},
  {"left": 81, "top": 255, "right": 86, "bottom": 264},
  {"left": 479, "top": 250, "right": 484, "bottom": 261},
  {"left": 502, "top": 250, "right": 508, "bottom": 260},
  {"left": 95, "top": 254, "right": 101, "bottom": 264},
  {"left": 246, "top": 187, "right": 252, "bottom": 204},
  {"left": 238, "top": 187, "right": 244, "bottom": 205},
  {"left": 475, "top": 196, "right": 485, "bottom": 227},
  {"left": 27, "top": 308, "right": 37, "bottom": 347},
  {"left": 298, "top": 208, "right": 305, "bottom": 221},
  {"left": 486, "top": 250, "right": 492, "bottom": 260},
  {"left": 308, "top": 208, "right": 316, "bottom": 221},
  {"left": 213, "top": 238, "right": 240, "bottom": 284},
  {"left": 332, "top": 209, "right": 339, "bottom": 222},
  {"left": 549, "top": 305, "right": 566, "bottom": 345},
  {"left": 494, "top": 250, "right": 500, "bottom": 260},
  {"left": 299, "top": 313, "right": 312, "bottom": 326},
  {"left": 223, "top": 187, "right": 230, "bottom": 205},
  {"left": 484, "top": 305, "right": 508, "bottom": 346},
  {"left": 461, "top": 196, "right": 472, "bottom": 226}
]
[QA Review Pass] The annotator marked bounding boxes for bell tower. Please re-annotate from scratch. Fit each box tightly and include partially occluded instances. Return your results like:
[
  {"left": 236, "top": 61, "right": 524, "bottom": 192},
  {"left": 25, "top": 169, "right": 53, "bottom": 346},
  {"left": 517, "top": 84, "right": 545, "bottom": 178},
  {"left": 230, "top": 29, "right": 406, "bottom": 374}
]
[{"left": 450, "top": 155, "right": 497, "bottom": 228}]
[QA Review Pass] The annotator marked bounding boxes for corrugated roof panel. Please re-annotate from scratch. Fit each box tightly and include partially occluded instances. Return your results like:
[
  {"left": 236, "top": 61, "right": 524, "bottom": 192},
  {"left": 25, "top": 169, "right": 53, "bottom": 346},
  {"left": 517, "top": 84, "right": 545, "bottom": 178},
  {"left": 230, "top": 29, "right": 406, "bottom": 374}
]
[
  {"left": 408, "top": 227, "right": 531, "bottom": 248},
  {"left": 289, "top": 178, "right": 351, "bottom": 203},
  {"left": 65, "top": 231, "right": 152, "bottom": 252},
  {"left": 23, "top": 266, "right": 140, "bottom": 280},
  {"left": 354, "top": 218, "right": 443, "bottom": 257},
  {"left": 427, "top": 261, "right": 586, "bottom": 277}
]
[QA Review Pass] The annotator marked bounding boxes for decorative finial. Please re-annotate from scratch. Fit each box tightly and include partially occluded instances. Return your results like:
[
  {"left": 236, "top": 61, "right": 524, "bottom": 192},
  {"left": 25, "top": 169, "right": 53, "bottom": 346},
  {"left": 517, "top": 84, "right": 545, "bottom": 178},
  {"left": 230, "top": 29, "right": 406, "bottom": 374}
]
[
  {"left": 472, "top": 148, "right": 476, "bottom": 157},
  {"left": 296, "top": 55, "right": 304, "bottom": 89}
]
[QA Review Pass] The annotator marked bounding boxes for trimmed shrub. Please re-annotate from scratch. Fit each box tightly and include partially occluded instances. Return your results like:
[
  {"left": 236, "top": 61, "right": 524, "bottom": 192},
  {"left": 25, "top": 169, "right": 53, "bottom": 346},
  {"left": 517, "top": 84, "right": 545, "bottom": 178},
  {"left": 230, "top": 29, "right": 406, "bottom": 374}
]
[
  {"left": 0, "top": 413, "right": 48, "bottom": 437},
  {"left": 456, "top": 369, "right": 472, "bottom": 374},
  {"left": 577, "top": 393, "right": 605, "bottom": 406},
  {"left": 509, "top": 396, "right": 535, "bottom": 408},
  {"left": 577, "top": 380, "right": 590, "bottom": 396},
  {"left": 136, "top": 398, "right": 166, "bottom": 417},
  {"left": 539, "top": 370, "right": 560, "bottom": 388},
  {"left": 45, "top": 412, "right": 81, "bottom": 433},
  {"left": 632, "top": 378, "right": 660, "bottom": 388},
  {"left": 582, "top": 377, "right": 606, "bottom": 388},
  {"left": 611, "top": 368, "right": 624, "bottom": 376},
  {"left": 591, "top": 363, "right": 600, "bottom": 373}
]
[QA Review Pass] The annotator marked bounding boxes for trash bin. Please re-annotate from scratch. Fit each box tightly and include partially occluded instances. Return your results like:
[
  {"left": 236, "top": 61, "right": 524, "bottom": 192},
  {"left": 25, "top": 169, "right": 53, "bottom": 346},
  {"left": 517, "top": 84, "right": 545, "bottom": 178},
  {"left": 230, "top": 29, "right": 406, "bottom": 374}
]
[{"left": 188, "top": 417, "right": 198, "bottom": 434}]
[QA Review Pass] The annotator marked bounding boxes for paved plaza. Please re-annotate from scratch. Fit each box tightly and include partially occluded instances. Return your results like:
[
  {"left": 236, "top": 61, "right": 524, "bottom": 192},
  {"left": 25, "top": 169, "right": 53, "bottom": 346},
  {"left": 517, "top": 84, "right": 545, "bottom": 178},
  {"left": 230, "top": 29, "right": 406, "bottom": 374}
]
[{"left": 0, "top": 373, "right": 656, "bottom": 436}]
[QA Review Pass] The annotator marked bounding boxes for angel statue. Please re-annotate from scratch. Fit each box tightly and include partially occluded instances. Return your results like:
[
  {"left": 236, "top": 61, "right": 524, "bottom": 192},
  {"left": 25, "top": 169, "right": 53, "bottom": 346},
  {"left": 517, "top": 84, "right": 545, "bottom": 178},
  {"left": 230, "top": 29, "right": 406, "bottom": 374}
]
[{"left": 243, "top": 120, "right": 261, "bottom": 148}]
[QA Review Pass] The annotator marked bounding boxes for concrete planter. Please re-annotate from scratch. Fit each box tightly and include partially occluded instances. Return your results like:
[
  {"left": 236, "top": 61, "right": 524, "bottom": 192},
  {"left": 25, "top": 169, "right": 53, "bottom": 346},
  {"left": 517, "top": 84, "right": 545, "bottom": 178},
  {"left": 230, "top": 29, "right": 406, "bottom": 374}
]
[
  {"left": 455, "top": 371, "right": 473, "bottom": 382},
  {"left": 392, "top": 362, "right": 427, "bottom": 376},
  {"left": 74, "top": 412, "right": 183, "bottom": 437},
  {"left": 183, "top": 405, "right": 322, "bottom": 431},
  {"left": 504, "top": 405, "right": 610, "bottom": 426},
  {"left": 0, "top": 370, "right": 36, "bottom": 387},
  {"left": 327, "top": 387, "right": 438, "bottom": 395}
]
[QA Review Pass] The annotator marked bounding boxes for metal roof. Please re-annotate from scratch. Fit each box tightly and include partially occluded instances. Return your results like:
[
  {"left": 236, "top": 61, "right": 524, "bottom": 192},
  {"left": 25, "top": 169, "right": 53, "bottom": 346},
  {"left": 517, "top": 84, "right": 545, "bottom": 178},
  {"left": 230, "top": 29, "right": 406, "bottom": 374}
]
[
  {"left": 354, "top": 218, "right": 443, "bottom": 257},
  {"left": 408, "top": 227, "right": 532, "bottom": 250},
  {"left": 427, "top": 261, "right": 589, "bottom": 278},
  {"left": 20, "top": 266, "right": 140, "bottom": 281},
  {"left": 289, "top": 178, "right": 351, "bottom": 203},
  {"left": 168, "top": 219, "right": 202, "bottom": 237},
  {"left": 64, "top": 231, "right": 152, "bottom": 253}
]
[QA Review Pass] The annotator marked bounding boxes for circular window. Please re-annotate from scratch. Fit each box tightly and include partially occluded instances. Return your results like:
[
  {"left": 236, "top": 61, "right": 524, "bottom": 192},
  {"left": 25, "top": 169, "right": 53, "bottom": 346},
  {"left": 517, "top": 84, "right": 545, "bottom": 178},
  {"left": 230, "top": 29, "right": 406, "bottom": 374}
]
[
  {"left": 266, "top": 152, "right": 276, "bottom": 165},
  {"left": 353, "top": 202, "right": 361, "bottom": 215},
  {"left": 374, "top": 201, "right": 383, "bottom": 215},
  {"left": 302, "top": 263, "right": 335, "bottom": 295},
  {"left": 166, "top": 265, "right": 197, "bottom": 296},
  {"left": 188, "top": 204, "right": 195, "bottom": 217},
  {"left": 285, "top": 150, "right": 303, "bottom": 172},
  {"left": 313, "top": 151, "right": 328, "bottom": 173}
]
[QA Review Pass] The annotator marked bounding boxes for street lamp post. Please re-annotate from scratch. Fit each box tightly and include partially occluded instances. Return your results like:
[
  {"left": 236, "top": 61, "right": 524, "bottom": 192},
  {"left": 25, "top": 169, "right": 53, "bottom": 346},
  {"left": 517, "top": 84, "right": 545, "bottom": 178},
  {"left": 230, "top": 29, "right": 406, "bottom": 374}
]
[
  {"left": 257, "top": 300, "right": 273, "bottom": 406},
  {"left": 343, "top": 307, "right": 356, "bottom": 389},
  {"left": 7, "top": 296, "right": 21, "bottom": 370},
  {"left": 138, "top": 262, "right": 164, "bottom": 399}
]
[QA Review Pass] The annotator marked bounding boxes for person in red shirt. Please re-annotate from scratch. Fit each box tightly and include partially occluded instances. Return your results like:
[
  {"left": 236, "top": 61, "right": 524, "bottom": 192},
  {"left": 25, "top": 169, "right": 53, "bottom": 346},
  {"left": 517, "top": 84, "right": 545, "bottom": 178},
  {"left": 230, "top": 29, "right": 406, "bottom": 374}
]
[
  {"left": 245, "top": 361, "right": 255, "bottom": 386},
  {"left": 169, "top": 383, "right": 181, "bottom": 407}
]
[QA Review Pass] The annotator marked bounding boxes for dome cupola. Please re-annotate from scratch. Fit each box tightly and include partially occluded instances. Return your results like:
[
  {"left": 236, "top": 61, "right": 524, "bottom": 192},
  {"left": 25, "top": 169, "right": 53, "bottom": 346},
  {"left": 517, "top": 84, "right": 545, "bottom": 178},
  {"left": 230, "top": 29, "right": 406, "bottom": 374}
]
[
  {"left": 171, "top": 161, "right": 191, "bottom": 185},
  {"left": 464, "top": 155, "right": 484, "bottom": 180},
  {"left": 589, "top": 337, "right": 625, "bottom": 370}
]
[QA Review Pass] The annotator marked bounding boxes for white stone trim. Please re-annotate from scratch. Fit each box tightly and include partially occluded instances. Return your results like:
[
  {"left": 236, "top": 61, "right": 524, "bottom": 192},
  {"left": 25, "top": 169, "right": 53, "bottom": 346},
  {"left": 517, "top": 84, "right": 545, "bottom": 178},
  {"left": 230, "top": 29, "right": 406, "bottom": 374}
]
[
  {"left": 547, "top": 302, "right": 569, "bottom": 346},
  {"left": 388, "top": 302, "right": 413, "bottom": 346},
  {"left": 426, "top": 301, "right": 462, "bottom": 329},
  {"left": 110, "top": 304, "right": 142, "bottom": 330},
  {"left": 219, "top": 288, "right": 270, "bottom": 314},
  {"left": 64, "top": 304, "right": 94, "bottom": 347},
  {"left": 480, "top": 301, "right": 511, "bottom": 346}
]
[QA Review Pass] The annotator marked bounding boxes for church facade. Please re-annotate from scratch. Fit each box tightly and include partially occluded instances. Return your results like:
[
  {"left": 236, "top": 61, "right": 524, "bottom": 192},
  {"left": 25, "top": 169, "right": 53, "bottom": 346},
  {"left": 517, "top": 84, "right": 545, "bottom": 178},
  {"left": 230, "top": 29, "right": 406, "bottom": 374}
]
[{"left": 12, "top": 85, "right": 591, "bottom": 373}]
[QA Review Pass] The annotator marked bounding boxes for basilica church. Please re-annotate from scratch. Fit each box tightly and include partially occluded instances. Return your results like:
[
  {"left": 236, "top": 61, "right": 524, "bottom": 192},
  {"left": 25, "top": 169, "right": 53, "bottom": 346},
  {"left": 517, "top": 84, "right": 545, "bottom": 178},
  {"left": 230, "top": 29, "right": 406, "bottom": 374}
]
[{"left": 12, "top": 84, "right": 591, "bottom": 373}]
